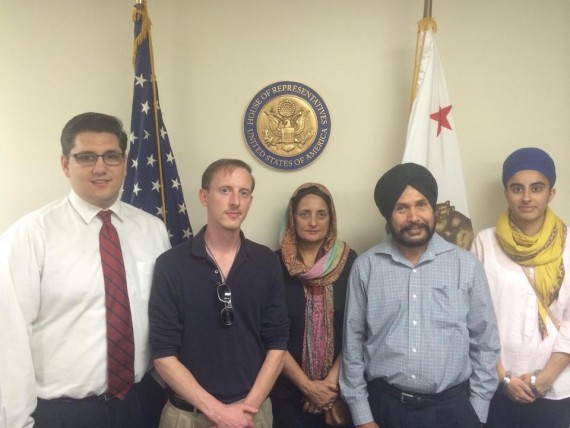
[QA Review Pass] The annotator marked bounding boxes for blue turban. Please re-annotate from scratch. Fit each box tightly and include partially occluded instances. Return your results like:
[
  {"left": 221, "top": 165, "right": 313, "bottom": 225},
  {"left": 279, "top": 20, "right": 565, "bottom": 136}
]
[{"left": 502, "top": 147, "right": 556, "bottom": 187}]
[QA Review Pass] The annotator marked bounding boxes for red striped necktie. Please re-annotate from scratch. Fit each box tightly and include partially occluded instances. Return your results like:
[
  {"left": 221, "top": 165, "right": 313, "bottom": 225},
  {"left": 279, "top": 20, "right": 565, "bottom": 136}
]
[{"left": 98, "top": 210, "right": 134, "bottom": 399}]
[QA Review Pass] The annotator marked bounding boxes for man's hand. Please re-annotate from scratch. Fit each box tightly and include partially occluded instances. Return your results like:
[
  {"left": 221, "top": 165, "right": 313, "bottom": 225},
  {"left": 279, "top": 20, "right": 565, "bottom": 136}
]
[
  {"left": 211, "top": 402, "right": 258, "bottom": 428},
  {"left": 356, "top": 422, "right": 380, "bottom": 428}
]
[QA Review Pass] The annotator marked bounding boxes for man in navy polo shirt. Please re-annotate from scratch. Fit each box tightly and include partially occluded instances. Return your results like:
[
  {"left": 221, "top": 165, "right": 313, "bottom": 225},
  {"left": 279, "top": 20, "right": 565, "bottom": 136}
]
[{"left": 150, "top": 158, "right": 289, "bottom": 428}]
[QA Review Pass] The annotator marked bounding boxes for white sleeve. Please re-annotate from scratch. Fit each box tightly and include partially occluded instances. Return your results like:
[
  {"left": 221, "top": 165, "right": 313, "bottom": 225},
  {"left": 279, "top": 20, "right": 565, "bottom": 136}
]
[{"left": 0, "top": 227, "right": 38, "bottom": 428}]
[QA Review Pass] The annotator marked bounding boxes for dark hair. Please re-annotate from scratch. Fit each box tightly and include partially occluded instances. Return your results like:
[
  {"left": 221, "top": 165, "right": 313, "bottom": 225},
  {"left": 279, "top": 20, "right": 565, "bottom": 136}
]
[
  {"left": 201, "top": 159, "right": 255, "bottom": 192},
  {"left": 60, "top": 112, "right": 128, "bottom": 156},
  {"left": 291, "top": 186, "right": 332, "bottom": 215}
]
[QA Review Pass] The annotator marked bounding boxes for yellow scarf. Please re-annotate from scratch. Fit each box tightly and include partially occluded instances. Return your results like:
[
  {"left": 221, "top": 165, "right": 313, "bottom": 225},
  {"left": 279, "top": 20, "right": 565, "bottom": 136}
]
[{"left": 496, "top": 208, "right": 566, "bottom": 338}]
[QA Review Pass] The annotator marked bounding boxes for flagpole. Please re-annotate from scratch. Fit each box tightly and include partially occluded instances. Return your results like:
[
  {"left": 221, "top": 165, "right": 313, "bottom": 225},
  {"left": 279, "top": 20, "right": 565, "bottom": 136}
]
[
  {"left": 412, "top": 1, "right": 437, "bottom": 104},
  {"left": 146, "top": 28, "right": 169, "bottom": 223},
  {"left": 423, "top": 0, "right": 432, "bottom": 18}
]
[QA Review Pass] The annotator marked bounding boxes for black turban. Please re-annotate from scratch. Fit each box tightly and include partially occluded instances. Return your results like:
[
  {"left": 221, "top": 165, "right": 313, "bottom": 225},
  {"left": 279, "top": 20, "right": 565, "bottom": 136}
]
[{"left": 374, "top": 163, "right": 438, "bottom": 220}]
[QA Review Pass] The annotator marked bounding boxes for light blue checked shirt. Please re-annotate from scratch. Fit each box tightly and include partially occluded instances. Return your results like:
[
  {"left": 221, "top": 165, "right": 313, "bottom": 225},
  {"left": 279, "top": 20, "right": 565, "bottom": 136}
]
[{"left": 340, "top": 233, "right": 500, "bottom": 425}]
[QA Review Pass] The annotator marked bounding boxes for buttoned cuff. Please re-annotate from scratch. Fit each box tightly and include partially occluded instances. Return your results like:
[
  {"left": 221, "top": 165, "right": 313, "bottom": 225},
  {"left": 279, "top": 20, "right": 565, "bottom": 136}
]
[{"left": 348, "top": 399, "right": 374, "bottom": 426}]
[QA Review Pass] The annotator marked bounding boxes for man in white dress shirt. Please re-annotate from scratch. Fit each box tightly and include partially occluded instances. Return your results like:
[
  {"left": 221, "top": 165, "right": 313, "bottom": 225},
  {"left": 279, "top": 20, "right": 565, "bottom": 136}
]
[{"left": 0, "top": 112, "right": 171, "bottom": 428}]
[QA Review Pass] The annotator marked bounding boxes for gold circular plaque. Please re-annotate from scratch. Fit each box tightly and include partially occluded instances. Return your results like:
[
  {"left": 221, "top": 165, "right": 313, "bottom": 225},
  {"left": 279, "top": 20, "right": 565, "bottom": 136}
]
[{"left": 243, "top": 81, "right": 331, "bottom": 170}]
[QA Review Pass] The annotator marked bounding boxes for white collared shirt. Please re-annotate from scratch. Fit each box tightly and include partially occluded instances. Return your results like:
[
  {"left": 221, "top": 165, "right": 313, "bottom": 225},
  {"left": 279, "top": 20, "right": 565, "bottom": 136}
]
[
  {"left": 472, "top": 227, "right": 570, "bottom": 400},
  {"left": 0, "top": 191, "right": 170, "bottom": 427}
]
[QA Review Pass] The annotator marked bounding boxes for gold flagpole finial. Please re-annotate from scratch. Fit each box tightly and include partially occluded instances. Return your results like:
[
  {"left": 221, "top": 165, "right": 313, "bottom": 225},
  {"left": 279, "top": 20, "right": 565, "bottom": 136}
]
[{"left": 132, "top": 0, "right": 152, "bottom": 66}]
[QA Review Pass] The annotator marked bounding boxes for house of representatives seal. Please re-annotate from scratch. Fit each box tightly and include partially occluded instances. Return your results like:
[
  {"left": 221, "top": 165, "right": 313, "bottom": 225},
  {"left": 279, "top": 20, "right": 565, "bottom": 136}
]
[{"left": 243, "top": 81, "right": 331, "bottom": 170}]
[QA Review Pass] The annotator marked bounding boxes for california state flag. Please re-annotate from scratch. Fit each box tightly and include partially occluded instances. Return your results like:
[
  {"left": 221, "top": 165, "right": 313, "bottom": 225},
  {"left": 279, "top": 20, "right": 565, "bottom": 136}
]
[{"left": 402, "top": 19, "right": 474, "bottom": 249}]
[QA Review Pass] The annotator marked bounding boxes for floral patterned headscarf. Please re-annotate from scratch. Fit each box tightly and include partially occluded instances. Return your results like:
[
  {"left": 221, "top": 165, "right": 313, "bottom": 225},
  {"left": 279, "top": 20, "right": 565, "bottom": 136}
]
[{"left": 280, "top": 183, "right": 350, "bottom": 381}]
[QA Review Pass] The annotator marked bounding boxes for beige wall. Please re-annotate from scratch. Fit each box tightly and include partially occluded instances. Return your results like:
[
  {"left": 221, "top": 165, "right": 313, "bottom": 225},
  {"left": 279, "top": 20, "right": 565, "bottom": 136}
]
[{"left": 1, "top": 0, "right": 569, "bottom": 254}]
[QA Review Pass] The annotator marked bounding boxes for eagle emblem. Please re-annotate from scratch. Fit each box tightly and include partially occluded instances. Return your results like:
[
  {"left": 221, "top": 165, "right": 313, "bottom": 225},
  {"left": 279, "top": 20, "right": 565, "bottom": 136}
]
[
  {"left": 262, "top": 99, "right": 315, "bottom": 152},
  {"left": 243, "top": 81, "right": 331, "bottom": 170}
]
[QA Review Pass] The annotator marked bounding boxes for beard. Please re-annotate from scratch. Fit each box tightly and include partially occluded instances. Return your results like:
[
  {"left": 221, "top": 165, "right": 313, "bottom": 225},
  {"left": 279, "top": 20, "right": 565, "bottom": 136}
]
[{"left": 389, "top": 221, "right": 435, "bottom": 248}]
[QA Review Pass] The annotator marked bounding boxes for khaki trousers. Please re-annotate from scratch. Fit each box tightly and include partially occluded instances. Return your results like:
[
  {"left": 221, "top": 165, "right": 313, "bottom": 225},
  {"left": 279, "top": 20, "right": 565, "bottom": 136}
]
[{"left": 159, "top": 397, "right": 273, "bottom": 428}]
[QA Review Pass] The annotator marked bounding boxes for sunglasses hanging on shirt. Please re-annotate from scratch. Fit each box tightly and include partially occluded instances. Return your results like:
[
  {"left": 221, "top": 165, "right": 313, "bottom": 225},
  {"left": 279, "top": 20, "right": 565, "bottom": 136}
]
[{"left": 216, "top": 282, "right": 234, "bottom": 327}]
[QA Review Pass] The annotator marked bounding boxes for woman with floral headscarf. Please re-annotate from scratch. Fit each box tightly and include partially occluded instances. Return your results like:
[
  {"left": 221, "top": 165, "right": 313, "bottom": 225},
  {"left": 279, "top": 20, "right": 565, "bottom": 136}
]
[{"left": 270, "top": 183, "right": 357, "bottom": 428}]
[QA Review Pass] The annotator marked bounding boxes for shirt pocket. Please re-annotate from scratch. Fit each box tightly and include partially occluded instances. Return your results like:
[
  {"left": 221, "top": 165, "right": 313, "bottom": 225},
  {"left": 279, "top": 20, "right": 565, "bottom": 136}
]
[
  {"left": 132, "top": 260, "right": 156, "bottom": 302},
  {"left": 430, "top": 281, "right": 469, "bottom": 329}
]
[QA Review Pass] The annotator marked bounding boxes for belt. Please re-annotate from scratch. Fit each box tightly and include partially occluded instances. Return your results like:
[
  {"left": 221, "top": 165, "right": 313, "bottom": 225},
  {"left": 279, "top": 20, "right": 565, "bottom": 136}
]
[
  {"left": 372, "top": 379, "right": 467, "bottom": 408},
  {"left": 168, "top": 391, "right": 202, "bottom": 414},
  {"left": 38, "top": 393, "right": 117, "bottom": 403}
]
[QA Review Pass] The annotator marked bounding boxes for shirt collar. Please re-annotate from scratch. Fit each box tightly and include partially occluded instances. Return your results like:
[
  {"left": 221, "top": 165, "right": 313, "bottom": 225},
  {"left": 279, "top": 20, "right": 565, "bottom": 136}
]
[
  {"left": 190, "top": 225, "right": 247, "bottom": 259},
  {"left": 375, "top": 232, "right": 455, "bottom": 266},
  {"left": 190, "top": 226, "right": 208, "bottom": 258},
  {"left": 68, "top": 190, "right": 123, "bottom": 225}
]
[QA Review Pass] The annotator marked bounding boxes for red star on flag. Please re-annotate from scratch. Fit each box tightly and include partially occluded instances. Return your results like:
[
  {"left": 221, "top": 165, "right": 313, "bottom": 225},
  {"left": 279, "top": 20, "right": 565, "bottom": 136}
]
[{"left": 430, "top": 105, "right": 452, "bottom": 136}]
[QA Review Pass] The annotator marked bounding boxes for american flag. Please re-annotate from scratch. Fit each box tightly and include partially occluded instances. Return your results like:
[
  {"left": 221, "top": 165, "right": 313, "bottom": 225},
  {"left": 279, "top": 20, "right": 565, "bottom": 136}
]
[{"left": 122, "top": 0, "right": 192, "bottom": 246}]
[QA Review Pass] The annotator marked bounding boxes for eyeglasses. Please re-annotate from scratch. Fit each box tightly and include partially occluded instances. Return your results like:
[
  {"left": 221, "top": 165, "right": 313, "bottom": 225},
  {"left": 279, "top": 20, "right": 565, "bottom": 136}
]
[
  {"left": 216, "top": 282, "right": 234, "bottom": 327},
  {"left": 70, "top": 152, "right": 125, "bottom": 166}
]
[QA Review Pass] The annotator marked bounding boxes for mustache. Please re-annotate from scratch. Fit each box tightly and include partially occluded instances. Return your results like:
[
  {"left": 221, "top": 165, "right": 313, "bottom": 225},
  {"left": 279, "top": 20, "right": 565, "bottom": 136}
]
[{"left": 400, "top": 223, "right": 430, "bottom": 233}]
